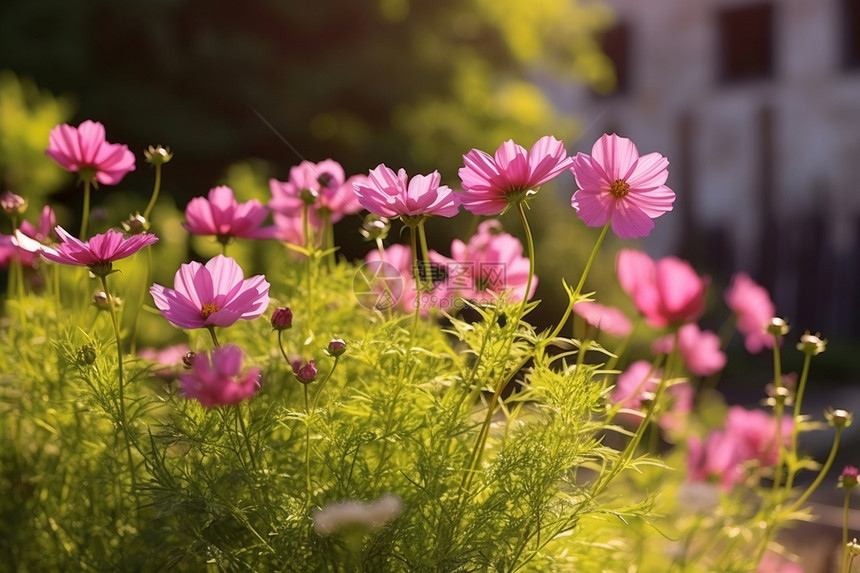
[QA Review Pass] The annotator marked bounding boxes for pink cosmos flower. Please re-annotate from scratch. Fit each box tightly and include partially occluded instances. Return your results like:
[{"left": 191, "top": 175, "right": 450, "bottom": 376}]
[
  {"left": 150, "top": 255, "right": 270, "bottom": 330},
  {"left": 571, "top": 133, "right": 675, "bottom": 238},
  {"left": 354, "top": 164, "right": 459, "bottom": 219},
  {"left": 458, "top": 136, "right": 574, "bottom": 215},
  {"left": 652, "top": 323, "right": 726, "bottom": 377},
  {"left": 573, "top": 300, "right": 633, "bottom": 338},
  {"left": 180, "top": 344, "right": 261, "bottom": 408},
  {"left": 687, "top": 406, "right": 793, "bottom": 491},
  {"left": 139, "top": 343, "right": 191, "bottom": 380},
  {"left": 46, "top": 120, "right": 135, "bottom": 185},
  {"left": 39, "top": 226, "right": 158, "bottom": 275},
  {"left": 611, "top": 360, "right": 692, "bottom": 432},
  {"left": 725, "top": 272, "right": 776, "bottom": 354},
  {"left": 183, "top": 185, "right": 276, "bottom": 242},
  {"left": 434, "top": 220, "right": 536, "bottom": 305},
  {"left": 617, "top": 249, "right": 708, "bottom": 328},
  {"left": 269, "top": 159, "right": 365, "bottom": 225}
]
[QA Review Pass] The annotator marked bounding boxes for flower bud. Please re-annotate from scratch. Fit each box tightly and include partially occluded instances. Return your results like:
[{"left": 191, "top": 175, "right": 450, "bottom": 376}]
[
  {"left": 326, "top": 338, "right": 346, "bottom": 357},
  {"left": 271, "top": 307, "right": 293, "bottom": 330},
  {"left": 826, "top": 408, "right": 853, "bottom": 429},
  {"left": 92, "top": 291, "right": 122, "bottom": 311},
  {"left": 797, "top": 332, "right": 826, "bottom": 356},
  {"left": 77, "top": 344, "right": 97, "bottom": 366},
  {"left": 299, "top": 187, "right": 319, "bottom": 205},
  {"left": 292, "top": 359, "right": 317, "bottom": 384},
  {"left": 359, "top": 214, "right": 391, "bottom": 241},
  {"left": 840, "top": 465, "right": 859, "bottom": 490},
  {"left": 122, "top": 212, "right": 149, "bottom": 235},
  {"left": 766, "top": 317, "right": 790, "bottom": 337},
  {"left": 144, "top": 145, "right": 173, "bottom": 166},
  {"left": 1, "top": 191, "right": 27, "bottom": 216},
  {"left": 183, "top": 351, "right": 197, "bottom": 368}
]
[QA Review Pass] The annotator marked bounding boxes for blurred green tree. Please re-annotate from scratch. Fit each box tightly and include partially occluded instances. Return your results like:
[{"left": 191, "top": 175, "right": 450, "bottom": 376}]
[{"left": 0, "top": 0, "right": 614, "bottom": 197}]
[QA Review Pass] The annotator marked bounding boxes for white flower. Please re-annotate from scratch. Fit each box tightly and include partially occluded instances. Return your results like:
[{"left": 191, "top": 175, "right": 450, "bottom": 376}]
[{"left": 312, "top": 493, "right": 403, "bottom": 535}]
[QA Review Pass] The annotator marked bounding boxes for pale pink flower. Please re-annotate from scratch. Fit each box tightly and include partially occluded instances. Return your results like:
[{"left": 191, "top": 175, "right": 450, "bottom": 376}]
[
  {"left": 617, "top": 249, "right": 708, "bottom": 328},
  {"left": 758, "top": 551, "right": 804, "bottom": 573},
  {"left": 611, "top": 360, "right": 692, "bottom": 432},
  {"left": 46, "top": 120, "right": 135, "bottom": 185},
  {"left": 139, "top": 343, "right": 191, "bottom": 380},
  {"left": 150, "top": 255, "right": 270, "bottom": 330},
  {"left": 458, "top": 136, "right": 574, "bottom": 215},
  {"left": 269, "top": 159, "right": 365, "bottom": 225},
  {"left": 4, "top": 205, "right": 56, "bottom": 267},
  {"left": 40, "top": 226, "right": 158, "bottom": 275},
  {"left": 354, "top": 164, "right": 458, "bottom": 219},
  {"left": 652, "top": 323, "right": 726, "bottom": 377},
  {"left": 437, "top": 220, "right": 536, "bottom": 304},
  {"left": 180, "top": 344, "right": 261, "bottom": 408},
  {"left": 687, "top": 406, "right": 793, "bottom": 491},
  {"left": 183, "top": 185, "right": 275, "bottom": 242},
  {"left": 725, "top": 272, "right": 776, "bottom": 354},
  {"left": 573, "top": 301, "right": 632, "bottom": 338},
  {"left": 571, "top": 133, "right": 675, "bottom": 238}
]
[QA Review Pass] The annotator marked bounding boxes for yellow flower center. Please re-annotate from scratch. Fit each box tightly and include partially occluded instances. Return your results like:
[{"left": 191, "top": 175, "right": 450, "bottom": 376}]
[
  {"left": 609, "top": 179, "right": 630, "bottom": 199},
  {"left": 201, "top": 303, "right": 219, "bottom": 319}
]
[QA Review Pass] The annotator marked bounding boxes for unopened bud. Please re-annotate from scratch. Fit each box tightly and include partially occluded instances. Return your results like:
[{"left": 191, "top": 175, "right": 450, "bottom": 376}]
[
  {"left": 326, "top": 338, "right": 346, "bottom": 357},
  {"left": 92, "top": 291, "right": 122, "bottom": 310},
  {"left": 840, "top": 465, "right": 859, "bottom": 490},
  {"left": 121, "top": 212, "right": 149, "bottom": 235},
  {"left": 766, "top": 317, "right": 790, "bottom": 337},
  {"left": 359, "top": 214, "right": 390, "bottom": 241},
  {"left": 299, "top": 188, "right": 319, "bottom": 205},
  {"left": 182, "top": 351, "right": 197, "bottom": 368},
  {"left": 77, "top": 344, "right": 97, "bottom": 366},
  {"left": 144, "top": 145, "right": 173, "bottom": 166},
  {"left": 797, "top": 332, "right": 827, "bottom": 356},
  {"left": 271, "top": 307, "right": 293, "bottom": 330},
  {"left": 1, "top": 191, "right": 27, "bottom": 215},
  {"left": 292, "top": 359, "right": 317, "bottom": 384},
  {"left": 826, "top": 408, "right": 853, "bottom": 429}
]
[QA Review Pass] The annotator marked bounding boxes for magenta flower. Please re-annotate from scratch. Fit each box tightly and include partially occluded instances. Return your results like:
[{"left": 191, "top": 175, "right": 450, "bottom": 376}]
[
  {"left": 354, "top": 164, "right": 459, "bottom": 219},
  {"left": 458, "top": 136, "right": 574, "bottom": 215},
  {"left": 571, "top": 133, "right": 675, "bottom": 238},
  {"left": 725, "top": 272, "right": 776, "bottom": 354},
  {"left": 437, "top": 220, "right": 536, "bottom": 304},
  {"left": 292, "top": 359, "right": 318, "bottom": 384},
  {"left": 180, "top": 344, "right": 261, "bottom": 408},
  {"left": 611, "top": 360, "right": 692, "bottom": 432},
  {"left": 269, "top": 159, "right": 365, "bottom": 225},
  {"left": 183, "top": 185, "right": 275, "bottom": 243},
  {"left": 617, "top": 249, "right": 708, "bottom": 328},
  {"left": 46, "top": 120, "right": 135, "bottom": 186},
  {"left": 573, "top": 301, "right": 633, "bottom": 338},
  {"left": 40, "top": 226, "right": 158, "bottom": 276},
  {"left": 150, "top": 255, "right": 270, "bottom": 330},
  {"left": 652, "top": 323, "right": 726, "bottom": 377}
]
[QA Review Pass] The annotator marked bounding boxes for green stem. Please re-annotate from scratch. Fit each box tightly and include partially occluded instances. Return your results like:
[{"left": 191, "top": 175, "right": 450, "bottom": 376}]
[
  {"left": 236, "top": 404, "right": 259, "bottom": 473},
  {"left": 785, "top": 352, "right": 813, "bottom": 491},
  {"left": 206, "top": 325, "right": 221, "bottom": 348},
  {"left": 771, "top": 334, "right": 786, "bottom": 492},
  {"left": 784, "top": 426, "right": 842, "bottom": 515},
  {"left": 547, "top": 222, "right": 611, "bottom": 342},
  {"left": 80, "top": 179, "right": 92, "bottom": 239},
  {"left": 142, "top": 163, "right": 162, "bottom": 221},
  {"left": 99, "top": 275, "right": 138, "bottom": 498},
  {"left": 516, "top": 203, "right": 535, "bottom": 303},
  {"left": 303, "top": 204, "right": 315, "bottom": 336},
  {"left": 303, "top": 383, "right": 312, "bottom": 506},
  {"left": 408, "top": 223, "right": 422, "bottom": 337},
  {"left": 844, "top": 489, "right": 852, "bottom": 573}
]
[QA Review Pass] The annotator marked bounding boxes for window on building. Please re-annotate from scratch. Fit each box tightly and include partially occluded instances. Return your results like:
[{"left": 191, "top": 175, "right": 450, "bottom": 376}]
[
  {"left": 596, "top": 22, "right": 630, "bottom": 96},
  {"left": 842, "top": 0, "right": 860, "bottom": 69},
  {"left": 717, "top": 3, "right": 774, "bottom": 83}
]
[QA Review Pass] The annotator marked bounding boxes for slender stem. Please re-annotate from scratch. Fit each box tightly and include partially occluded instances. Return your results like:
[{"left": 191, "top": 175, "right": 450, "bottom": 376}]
[
  {"left": 80, "top": 179, "right": 92, "bottom": 239},
  {"left": 99, "top": 274, "right": 137, "bottom": 497},
  {"left": 303, "top": 204, "right": 315, "bottom": 334},
  {"left": 408, "top": 223, "right": 422, "bottom": 336},
  {"left": 784, "top": 426, "right": 842, "bottom": 515},
  {"left": 516, "top": 203, "right": 535, "bottom": 303},
  {"left": 310, "top": 355, "right": 340, "bottom": 411},
  {"left": 303, "top": 383, "right": 312, "bottom": 506},
  {"left": 547, "top": 222, "right": 611, "bottom": 341},
  {"left": 143, "top": 163, "right": 162, "bottom": 221},
  {"left": 785, "top": 351, "right": 813, "bottom": 491},
  {"left": 771, "top": 334, "right": 786, "bottom": 492},
  {"left": 417, "top": 219, "right": 433, "bottom": 293},
  {"left": 206, "top": 325, "right": 221, "bottom": 348},
  {"left": 236, "top": 404, "right": 259, "bottom": 473},
  {"left": 844, "top": 489, "right": 852, "bottom": 573}
]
